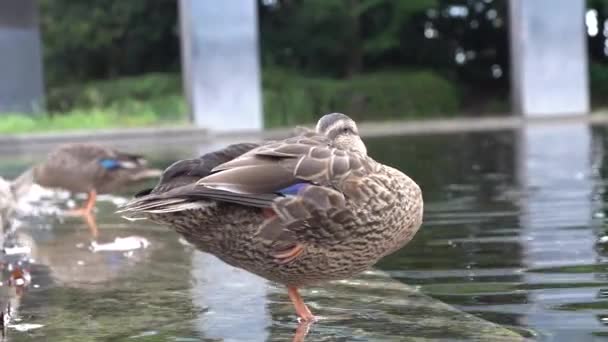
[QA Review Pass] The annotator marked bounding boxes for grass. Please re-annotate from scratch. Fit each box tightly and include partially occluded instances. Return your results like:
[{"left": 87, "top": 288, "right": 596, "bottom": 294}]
[
  {"left": 0, "top": 95, "right": 188, "bottom": 135},
  {"left": 0, "top": 68, "right": 462, "bottom": 134},
  {"left": 0, "top": 110, "right": 171, "bottom": 135}
]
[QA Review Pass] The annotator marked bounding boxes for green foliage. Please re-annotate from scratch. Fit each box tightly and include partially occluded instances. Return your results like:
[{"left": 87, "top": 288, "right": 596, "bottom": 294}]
[
  {"left": 37, "top": 0, "right": 607, "bottom": 120},
  {"left": 0, "top": 69, "right": 460, "bottom": 133},
  {"left": 259, "top": 0, "right": 436, "bottom": 77},
  {"left": 263, "top": 68, "right": 460, "bottom": 127},
  {"left": 361, "top": 1, "right": 437, "bottom": 56},
  {"left": 47, "top": 73, "right": 184, "bottom": 121},
  {"left": 590, "top": 63, "right": 608, "bottom": 106},
  {"left": 37, "top": 0, "right": 515, "bottom": 124},
  {"left": 0, "top": 73, "right": 187, "bottom": 134},
  {"left": 39, "top": 0, "right": 179, "bottom": 86}
]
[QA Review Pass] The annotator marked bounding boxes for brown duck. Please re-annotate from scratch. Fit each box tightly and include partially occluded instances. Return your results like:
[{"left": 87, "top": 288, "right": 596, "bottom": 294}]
[
  {"left": 32, "top": 143, "right": 162, "bottom": 216},
  {"left": 118, "top": 113, "right": 423, "bottom": 321}
]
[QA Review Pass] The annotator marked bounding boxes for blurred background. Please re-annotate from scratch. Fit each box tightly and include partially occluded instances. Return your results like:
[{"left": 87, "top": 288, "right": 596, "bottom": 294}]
[
  {"left": 0, "top": 0, "right": 605, "bottom": 133},
  {"left": 2, "top": 1, "right": 608, "bottom": 341}
]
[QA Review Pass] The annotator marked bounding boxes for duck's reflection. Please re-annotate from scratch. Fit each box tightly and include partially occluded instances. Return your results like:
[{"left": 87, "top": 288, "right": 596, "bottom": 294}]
[
  {"left": 0, "top": 215, "right": 154, "bottom": 338},
  {"left": 190, "top": 251, "right": 271, "bottom": 342},
  {"left": 17, "top": 227, "right": 150, "bottom": 288}
]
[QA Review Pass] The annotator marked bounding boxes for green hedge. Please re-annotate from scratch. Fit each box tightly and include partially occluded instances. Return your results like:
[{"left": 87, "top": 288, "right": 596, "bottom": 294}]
[
  {"left": 591, "top": 63, "right": 608, "bottom": 107},
  {"left": 0, "top": 69, "right": 461, "bottom": 133},
  {"left": 47, "top": 72, "right": 185, "bottom": 122},
  {"left": 264, "top": 68, "right": 460, "bottom": 127},
  {"left": 47, "top": 68, "right": 461, "bottom": 128}
]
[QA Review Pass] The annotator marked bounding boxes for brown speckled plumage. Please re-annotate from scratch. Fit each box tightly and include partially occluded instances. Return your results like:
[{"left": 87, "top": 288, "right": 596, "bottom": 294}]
[{"left": 118, "top": 113, "right": 423, "bottom": 319}]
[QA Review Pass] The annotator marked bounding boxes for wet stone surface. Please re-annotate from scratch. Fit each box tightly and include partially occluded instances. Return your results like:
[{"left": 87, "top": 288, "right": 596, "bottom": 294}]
[{"left": 0, "top": 202, "right": 521, "bottom": 341}]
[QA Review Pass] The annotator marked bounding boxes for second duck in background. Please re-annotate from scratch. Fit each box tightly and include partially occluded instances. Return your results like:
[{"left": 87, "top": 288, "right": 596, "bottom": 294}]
[{"left": 31, "top": 143, "right": 162, "bottom": 216}]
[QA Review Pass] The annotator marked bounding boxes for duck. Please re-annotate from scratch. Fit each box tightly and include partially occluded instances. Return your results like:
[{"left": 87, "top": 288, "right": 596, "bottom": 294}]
[
  {"left": 0, "top": 169, "right": 34, "bottom": 229},
  {"left": 0, "top": 177, "right": 17, "bottom": 230},
  {"left": 31, "top": 143, "right": 162, "bottom": 216},
  {"left": 118, "top": 113, "right": 424, "bottom": 321}
]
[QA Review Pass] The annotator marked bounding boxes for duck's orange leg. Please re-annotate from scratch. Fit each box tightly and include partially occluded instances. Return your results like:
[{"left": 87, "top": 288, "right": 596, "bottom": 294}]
[
  {"left": 65, "top": 189, "right": 97, "bottom": 216},
  {"left": 287, "top": 286, "right": 315, "bottom": 322},
  {"left": 83, "top": 189, "right": 97, "bottom": 213},
  {"left": 82, "top": 212, "right": 99, "bottom": 238}
]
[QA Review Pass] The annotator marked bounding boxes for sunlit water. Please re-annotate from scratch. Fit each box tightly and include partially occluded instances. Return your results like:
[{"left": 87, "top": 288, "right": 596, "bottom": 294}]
[{"left": 1, "top": 122, "right": 607, "bottom": 341}]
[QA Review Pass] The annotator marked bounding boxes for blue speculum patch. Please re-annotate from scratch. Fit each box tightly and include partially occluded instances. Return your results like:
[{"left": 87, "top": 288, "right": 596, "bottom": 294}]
[
  {"left": 277, "top": 182, "right": 308, "bottom": 196},
  {"left": 99, "top": 159, "right": 121, "bottom": 170}
]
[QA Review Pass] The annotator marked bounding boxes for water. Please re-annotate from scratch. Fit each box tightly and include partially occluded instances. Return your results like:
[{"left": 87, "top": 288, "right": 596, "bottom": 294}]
[{"left": 0, "top": 122, "right": 607, "bottom": 341}]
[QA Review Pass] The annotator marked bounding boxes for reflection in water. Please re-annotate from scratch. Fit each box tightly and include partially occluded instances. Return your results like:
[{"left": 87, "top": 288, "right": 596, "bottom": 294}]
[
  {"left": 13, "top": 222, "right": 151, "bottom": 288},
  {"left": 4, "top": 190, "right": 152, "bottom": 289},
  {"left": 191, "top": 252, "right": 270, "bottom": 342},
  {"left": 518, "top": 123, "right": 598, "bottom": 267},
  {"left": 0, "top": 213, "right": 153, "bottom": 338},
  {"left": 517, "top": 123, "right": 604, "bottom": 337}
]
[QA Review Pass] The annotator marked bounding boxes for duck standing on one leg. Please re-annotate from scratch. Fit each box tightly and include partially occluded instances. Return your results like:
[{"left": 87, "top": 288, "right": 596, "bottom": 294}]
[
  {"left": 32, "top": 143, "right": 162, "bottom": 217},
  {"left": 118, "top": 113, "right": 424, "bottom": 322}
]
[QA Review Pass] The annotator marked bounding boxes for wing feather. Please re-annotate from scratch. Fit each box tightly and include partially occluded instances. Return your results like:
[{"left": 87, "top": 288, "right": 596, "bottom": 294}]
[{"left": 202, "top": 133, "right": 371, "bottom": 195}]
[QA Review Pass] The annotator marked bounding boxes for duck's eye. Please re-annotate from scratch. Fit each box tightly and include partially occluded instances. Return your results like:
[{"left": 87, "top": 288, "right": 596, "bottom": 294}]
[{"left": 342, "top": 127, "right": 350, "bottom": 134}]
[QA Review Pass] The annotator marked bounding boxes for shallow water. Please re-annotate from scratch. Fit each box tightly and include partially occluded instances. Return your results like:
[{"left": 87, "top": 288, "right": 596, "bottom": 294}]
[{"left": 1, "top": 122, "right": 607, "bottom": 341}]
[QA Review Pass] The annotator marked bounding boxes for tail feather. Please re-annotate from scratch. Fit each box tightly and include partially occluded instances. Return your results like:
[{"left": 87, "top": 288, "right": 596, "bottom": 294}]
[
  {"left": 117, "top": 197, "right": 209, "bottom": 215},
  {"left": 127, "top": 168, "right": 163, "bottom": 181},
  {"left": 117, "top": 183, "right": 279, "bottom": 217}
]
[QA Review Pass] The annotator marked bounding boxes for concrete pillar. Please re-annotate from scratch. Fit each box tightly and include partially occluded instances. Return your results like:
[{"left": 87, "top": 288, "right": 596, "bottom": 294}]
[
  {"left": 179, "top": 0, "right": 263, "bottom": 132},
  {"left": 0, "top": 0, "right": 45, "bottom": 114},
  {"left": 509, "top": 0, "right": 589, "bottom": 116}
]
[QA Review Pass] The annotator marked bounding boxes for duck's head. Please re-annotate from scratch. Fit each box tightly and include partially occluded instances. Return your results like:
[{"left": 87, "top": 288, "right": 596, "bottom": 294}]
[{"left": 316, "top": 113, "right": 367, "bottom": 155}]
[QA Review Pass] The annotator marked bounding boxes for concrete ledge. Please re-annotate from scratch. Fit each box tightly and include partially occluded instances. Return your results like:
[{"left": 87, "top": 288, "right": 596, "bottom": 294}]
[
  {"left": 0, "top": 125, "right": 209, "bottom": 145},
  {"left": 2, "top": 113, "right": 608, "bottom": 153}
]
